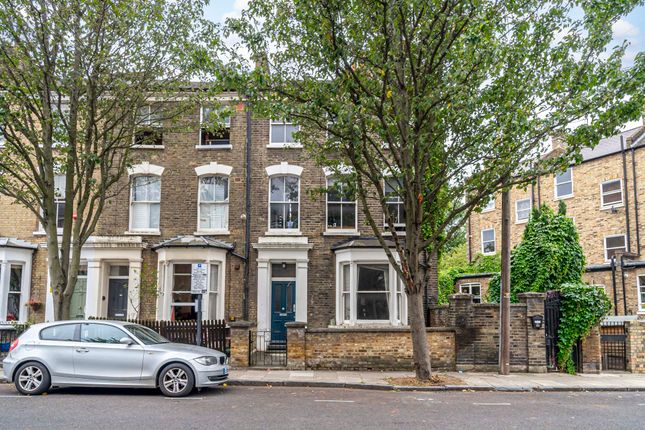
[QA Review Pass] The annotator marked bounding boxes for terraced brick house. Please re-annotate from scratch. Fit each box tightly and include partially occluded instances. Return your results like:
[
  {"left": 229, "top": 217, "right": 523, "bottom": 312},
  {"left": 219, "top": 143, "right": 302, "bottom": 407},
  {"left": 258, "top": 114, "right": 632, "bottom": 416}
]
[
  {"left": 0, "top": 95, "right": 412, "bottom": 342},
  {"left": 465, "top": 125, "right": 645, "bottom": 316}
]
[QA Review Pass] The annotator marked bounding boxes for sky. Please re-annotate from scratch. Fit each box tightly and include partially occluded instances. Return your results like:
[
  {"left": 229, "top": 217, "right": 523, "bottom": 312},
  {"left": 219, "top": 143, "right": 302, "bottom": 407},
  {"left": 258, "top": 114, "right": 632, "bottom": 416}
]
[{"left": 204, "top": 0, "right": 644, "bottom": 129}]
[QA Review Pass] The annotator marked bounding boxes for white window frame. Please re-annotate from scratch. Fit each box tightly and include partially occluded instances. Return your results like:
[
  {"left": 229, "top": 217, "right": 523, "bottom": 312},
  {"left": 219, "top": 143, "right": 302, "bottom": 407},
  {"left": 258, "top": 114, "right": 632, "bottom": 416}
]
[
  {"left": 269, "top": 119, "right": 301, "bottom": 148},
  {"left": 325, "top": 177, "right": 358, "bottom": 234},
  {"left": 268, "top": 175, "right": 300, "bottom": 232},
  {"left": 481, "top": 228, "right": 496, "bottom": 255},
  {"left": 600, "top": 179, "right": 624, "bottom": 209},
  {"left": 459, "top": 282, "right": 482, "bottom": 303},
  {"left": 638, "top": 275, "right": 645, "bottom": 313},
  {"left": 515, "top": 198, "right": 532, "bottom": 224},
  {"left": 554, "top": 167, "right": 574, "bottom": 200},
  {"left": 128, "top": 175, "right": 161, "bottom": 234},
  {"left": 198, "top": 105, "right": 231, "bottom": 149},
  {"left": 384, "top": 177, "right": 405, "bottom": 230},
  {"left": 133, "top": 105, "right": 163, "bottom": 148},
  {"left": 604, "top": 234, "right": 627, "bottom": 261},
  {"left": 337, "top": 258, "right": 407, "bottom": 326},
  {"left": 482, "top": 197, "right": 495, "bottom": 213},
  {"left": 197, "top": 175, "right": 230, "bottom": 234}
]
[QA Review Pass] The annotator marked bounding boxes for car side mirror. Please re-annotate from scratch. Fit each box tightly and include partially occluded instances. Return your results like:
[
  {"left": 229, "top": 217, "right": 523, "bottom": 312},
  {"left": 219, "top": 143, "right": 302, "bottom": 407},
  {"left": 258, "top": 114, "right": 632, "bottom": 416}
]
[{"left": 119, "top": 337, "right": 134, "bottom": 346}]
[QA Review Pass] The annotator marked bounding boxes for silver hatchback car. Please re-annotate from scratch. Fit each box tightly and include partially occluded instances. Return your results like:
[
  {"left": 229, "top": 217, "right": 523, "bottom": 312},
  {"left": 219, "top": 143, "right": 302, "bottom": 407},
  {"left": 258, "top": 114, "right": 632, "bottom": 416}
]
[{"left": 2, "top": 320, "right": 228, "bottom": 397}]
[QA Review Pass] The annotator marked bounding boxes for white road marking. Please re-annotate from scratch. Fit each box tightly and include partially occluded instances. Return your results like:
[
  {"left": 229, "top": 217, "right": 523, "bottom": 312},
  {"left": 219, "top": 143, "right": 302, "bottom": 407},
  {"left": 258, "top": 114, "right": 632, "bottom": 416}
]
[
  {"left": 164, "top": 397, "right": 204, "bottom": 400},
  {"left": 314, "top": 400, "right": 355, "bottom": 403},
  {"left": 638, "top": 403, "right": 645, "bottom": 406},
  {"left": 473, "top": 402, "right": 511, "bottom": 406},
  {"left": 0, "top": 395, "right": 32, "bottom": 398}
]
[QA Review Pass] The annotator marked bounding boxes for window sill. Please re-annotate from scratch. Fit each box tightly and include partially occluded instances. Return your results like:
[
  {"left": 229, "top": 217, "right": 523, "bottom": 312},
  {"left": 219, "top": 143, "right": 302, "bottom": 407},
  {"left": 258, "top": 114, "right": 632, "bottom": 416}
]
[
  {"left": 600, "top": 204, "right": 624, "bottom": 211},
  {"left": 267, "top": 143, "right": 303, "bottom": 149},
  {"left": 481, "top": 208, "right": 495, "bottom": 213},
  {"left": 194, "top": 230, "right": 230, "bottom": 236},
  {"left": 195, "top": 144, "right": 232, "bottom": 150},
  {"left": 265, "top": 229, "right": 302, "bottom": 236},
  {"left": 132, "top": 145, "right": 165, "bottom": 150},
  {"left": 554, "top": 194, "right": 574, "bottom": 201},
  {"left": 382, "top": 230, "right": 406, "bottom": 236},
  {"left": 323, "top": 230, "right": 360, "bottom": 236},
  {"left": 33, "top": 230, "right": 63, "bottom": 236},
  {"left": 124, "top": 230, "right": 161, "bottom": 236},
  {"left": 515, "top": 219, "right": 528, "bottom": 225},
  {"left": 482, "top": 251, "right": 496, "bottom": 256}
]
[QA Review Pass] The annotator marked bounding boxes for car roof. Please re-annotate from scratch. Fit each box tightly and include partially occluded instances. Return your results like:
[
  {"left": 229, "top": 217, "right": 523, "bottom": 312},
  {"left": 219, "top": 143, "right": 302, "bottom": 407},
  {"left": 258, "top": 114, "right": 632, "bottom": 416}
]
[{"left": 34, "top": 320, "right": 134, "bottom": 329}]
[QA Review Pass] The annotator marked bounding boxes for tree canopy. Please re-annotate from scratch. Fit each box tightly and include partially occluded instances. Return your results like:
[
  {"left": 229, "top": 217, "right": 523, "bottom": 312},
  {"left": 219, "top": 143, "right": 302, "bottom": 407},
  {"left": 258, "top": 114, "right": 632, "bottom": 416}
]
[{"left": 225, "top": 0, "right": 644, "bottom": 379}]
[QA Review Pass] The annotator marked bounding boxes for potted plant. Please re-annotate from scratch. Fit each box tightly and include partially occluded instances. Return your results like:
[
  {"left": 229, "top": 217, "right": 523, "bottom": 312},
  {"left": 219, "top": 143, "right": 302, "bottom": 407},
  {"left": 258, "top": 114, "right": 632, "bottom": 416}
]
[{"left": 25, "top": 298, "right": 42, "bottom": 312}]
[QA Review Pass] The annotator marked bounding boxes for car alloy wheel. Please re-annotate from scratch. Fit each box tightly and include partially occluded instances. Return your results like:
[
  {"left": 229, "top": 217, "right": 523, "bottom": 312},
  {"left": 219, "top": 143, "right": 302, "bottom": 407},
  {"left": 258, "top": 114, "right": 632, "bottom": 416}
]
[
  {"left": 15, "top": 362, "right": 50, "bottom": 395},
  {"left": 159, "top": 363, "right": 194, "bottom": 397}
]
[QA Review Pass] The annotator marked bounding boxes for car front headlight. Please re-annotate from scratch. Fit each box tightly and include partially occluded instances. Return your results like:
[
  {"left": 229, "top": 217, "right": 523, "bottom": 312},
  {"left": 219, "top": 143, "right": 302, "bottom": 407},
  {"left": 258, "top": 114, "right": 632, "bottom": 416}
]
[{"left": 194, "top": 356, "right": 219, "bottom": 366}]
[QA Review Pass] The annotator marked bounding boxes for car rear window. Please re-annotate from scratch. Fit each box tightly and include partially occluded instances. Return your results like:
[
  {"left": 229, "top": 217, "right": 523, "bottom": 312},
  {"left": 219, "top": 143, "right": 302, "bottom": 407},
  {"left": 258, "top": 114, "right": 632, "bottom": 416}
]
[{"left": 40, "top": 324, "right": 78, "bottom": 341}]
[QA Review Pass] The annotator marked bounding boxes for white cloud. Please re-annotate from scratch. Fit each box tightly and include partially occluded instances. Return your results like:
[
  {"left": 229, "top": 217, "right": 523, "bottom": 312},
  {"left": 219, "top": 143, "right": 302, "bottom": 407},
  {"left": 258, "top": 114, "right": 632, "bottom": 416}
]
[
  {"left": 613, "top": 19, "right": 639, "bottom": 39},
  {"left": 221, "top": 0, "right": 249, "bottom": 23}
]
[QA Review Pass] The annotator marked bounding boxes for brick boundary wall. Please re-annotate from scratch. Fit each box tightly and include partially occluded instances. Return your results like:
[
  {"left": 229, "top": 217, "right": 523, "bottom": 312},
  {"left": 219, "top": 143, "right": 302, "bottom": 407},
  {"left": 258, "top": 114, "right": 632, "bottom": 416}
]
[
  {"left": 626, "top": 315, "right": 645, "bottom": 373},
  {"left": 300, "top": 327, "right": 456, "bottom": 371}
]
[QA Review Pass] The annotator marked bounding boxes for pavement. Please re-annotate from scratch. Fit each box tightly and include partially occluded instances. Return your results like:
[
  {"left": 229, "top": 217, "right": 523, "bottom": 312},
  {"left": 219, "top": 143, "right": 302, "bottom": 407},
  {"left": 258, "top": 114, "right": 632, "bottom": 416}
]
[{"left": 4, "top": 364, "right": 645, "bottom": 392}]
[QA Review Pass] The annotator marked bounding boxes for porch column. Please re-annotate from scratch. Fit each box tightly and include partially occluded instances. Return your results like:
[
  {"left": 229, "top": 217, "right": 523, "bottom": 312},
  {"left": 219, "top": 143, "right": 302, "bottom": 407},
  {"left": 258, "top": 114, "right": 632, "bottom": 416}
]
[
  {"left": 0, "top": 260, "right": 8, "bottom": 321},
  {"left": 256, "top": 260, "right": 270, "bottom": 332},
  {"left": 295, "top": 260, "right": 308, "bottom": 323},
  {"left": 84, "top": 260, "right": 102, "bottom": 318},
  {"left": 127, "top": 259, "right": 142, "bottom": 319}
]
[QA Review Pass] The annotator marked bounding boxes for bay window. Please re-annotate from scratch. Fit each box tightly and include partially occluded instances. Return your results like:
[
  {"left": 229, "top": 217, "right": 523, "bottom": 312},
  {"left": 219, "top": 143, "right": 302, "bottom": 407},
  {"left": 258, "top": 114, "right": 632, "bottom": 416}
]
[
  {"left": 6, "top": 265, "right": 23, "bottom": 321},
  {"left": 337, "top": 258, "right": 406, "bottom": 325},
  {"left": 198, "top": 176, "right": 229, "bottom": 231}
]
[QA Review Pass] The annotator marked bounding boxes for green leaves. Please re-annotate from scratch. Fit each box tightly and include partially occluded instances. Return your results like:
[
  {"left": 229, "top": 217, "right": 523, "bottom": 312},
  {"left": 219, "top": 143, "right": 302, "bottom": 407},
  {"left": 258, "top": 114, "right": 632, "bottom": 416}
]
[
  {"left": 487, "top": 203, "right": 585, "bottom": 302},
  {"left": 557, "top": 283, "right": 612, "bottom": 374}
]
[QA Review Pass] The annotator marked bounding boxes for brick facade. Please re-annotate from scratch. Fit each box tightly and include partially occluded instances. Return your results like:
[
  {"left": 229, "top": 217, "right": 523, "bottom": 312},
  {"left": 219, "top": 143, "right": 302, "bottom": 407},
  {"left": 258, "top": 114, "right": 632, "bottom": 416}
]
[{"left": 467, "top": 126, "right": 645, "bottom": 315}]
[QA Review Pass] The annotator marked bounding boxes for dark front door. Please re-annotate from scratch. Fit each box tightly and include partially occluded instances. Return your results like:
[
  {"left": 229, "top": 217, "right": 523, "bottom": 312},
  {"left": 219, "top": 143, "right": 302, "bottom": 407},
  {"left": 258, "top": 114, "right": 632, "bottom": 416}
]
[
  {"left": 107, "top": 279, "right": 128, "bottom": 319},
  {"left": 271, "top": 281, "right": 295, "bottom": 343}
]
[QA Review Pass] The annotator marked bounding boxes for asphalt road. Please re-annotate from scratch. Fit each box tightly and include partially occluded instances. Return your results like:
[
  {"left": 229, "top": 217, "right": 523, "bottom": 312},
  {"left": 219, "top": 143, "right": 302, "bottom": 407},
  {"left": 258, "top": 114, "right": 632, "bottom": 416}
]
[{"left": 1, "top": 382, "right": 644, "bottom": 430}]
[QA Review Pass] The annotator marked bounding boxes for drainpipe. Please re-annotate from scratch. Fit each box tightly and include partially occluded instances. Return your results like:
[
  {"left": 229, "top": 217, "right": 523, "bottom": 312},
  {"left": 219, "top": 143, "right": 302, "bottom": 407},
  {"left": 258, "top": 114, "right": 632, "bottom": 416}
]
[
  {"left": 621, "top": 136, "right": 632, "bottom": 252},
  {"left": 632, "top": 143, "right": 641, "bottom": 256},
  {"left": 536, "top": 175, "right": 541, "bottom": 207},
  {"left": 620, "top": 255, "right": 628, "bottom": 315},
  {"left": 611, "top": 255, "right": 618, "bottom": 316},
  {"left": 242, "top": 103, "right": 252, "bottom": 321},
  {"left": 467, "top": 216, "right": 472, "bottom": 264}
]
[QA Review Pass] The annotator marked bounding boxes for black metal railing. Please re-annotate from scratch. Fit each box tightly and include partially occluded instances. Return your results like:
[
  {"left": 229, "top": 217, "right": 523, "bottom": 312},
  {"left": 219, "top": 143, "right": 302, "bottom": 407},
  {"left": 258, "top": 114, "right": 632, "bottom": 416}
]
[
  {"left": 90, "top": 318, "right": 230, "bottom": 356},
  {"left": 601, "top": 320, "right": 627, "bottom": 371},
  {"left": 249, "top": 330, "right": 287, "bottom": 367},
  {"left": 0, "top": 324, "right": 29, "bottom": 359},
  {"left": 544, "top": 291, "right": 561, "bottom": 371}
]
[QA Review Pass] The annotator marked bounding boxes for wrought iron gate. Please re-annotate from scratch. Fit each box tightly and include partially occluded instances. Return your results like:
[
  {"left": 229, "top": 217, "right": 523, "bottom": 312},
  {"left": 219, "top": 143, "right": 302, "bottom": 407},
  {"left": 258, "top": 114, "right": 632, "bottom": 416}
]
[
  {"left": 544, "top": 291, "right": 561, "bottom": 371},
  {"left": 601, "top": 320, "right": 627, "bottom": 371},
  {"left": 249, "top": 329, "right": 287, "bottom": 367}
]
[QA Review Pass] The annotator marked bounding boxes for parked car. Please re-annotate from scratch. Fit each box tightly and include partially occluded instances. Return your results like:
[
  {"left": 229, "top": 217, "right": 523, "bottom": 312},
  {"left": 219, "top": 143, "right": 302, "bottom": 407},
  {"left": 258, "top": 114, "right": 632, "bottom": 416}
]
[{"left": 2, "top": 320, "right": 228, "bottom": 397}]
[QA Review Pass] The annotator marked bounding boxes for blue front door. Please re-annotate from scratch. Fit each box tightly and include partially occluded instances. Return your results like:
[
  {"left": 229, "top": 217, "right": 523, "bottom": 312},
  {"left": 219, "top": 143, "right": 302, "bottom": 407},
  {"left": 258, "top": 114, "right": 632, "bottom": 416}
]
[{"left": 271, "top": 281, "right": 296, "bottom": 343}]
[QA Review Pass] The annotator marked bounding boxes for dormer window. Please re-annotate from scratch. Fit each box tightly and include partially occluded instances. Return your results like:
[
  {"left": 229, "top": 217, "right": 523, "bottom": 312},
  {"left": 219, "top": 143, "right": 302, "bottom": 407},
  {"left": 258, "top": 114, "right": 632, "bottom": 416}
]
[
  {"left": 200, "top": 106, "right": 230, "bottom": 147},
  {"left": 134, "top": 105, "right": 163, "bottom": 147}
]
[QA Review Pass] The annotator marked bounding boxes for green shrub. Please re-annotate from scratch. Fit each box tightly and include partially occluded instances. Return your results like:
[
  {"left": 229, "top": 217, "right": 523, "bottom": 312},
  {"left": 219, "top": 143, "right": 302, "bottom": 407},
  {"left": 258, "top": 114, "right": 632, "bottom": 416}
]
[
  {"left": 557, "top": 283, "right": 612, "bottom": 374},
  {"left": 487, "top": 202, "right": 585, "bottom": 302}
]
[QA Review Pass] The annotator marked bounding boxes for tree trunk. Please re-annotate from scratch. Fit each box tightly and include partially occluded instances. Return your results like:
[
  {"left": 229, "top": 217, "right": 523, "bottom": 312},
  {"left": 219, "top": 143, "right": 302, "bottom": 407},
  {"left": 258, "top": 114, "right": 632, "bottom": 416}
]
[
  {"left": 499, "top": 187, "right": 511, "bottom": 375},
  {"left": 409, "top": 290, "right": 432, "bottom": 379}
]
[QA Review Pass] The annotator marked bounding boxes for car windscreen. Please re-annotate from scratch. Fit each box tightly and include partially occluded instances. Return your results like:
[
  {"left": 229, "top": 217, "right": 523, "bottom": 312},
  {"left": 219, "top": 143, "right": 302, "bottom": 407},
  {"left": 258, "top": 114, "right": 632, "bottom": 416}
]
[{"left": 124, "top": 324, "right": 169, "bottom": 345}]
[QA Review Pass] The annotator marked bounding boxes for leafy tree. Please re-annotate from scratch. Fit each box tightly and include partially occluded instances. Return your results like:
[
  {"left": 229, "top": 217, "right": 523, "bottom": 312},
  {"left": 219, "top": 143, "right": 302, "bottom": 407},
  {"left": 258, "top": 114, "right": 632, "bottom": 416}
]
[
  {"left": 487, "top": 202, "right": 585, "bottom": 302},
  {"left": 226, "top": 0, "right": 644, "bottom": 379},
  {"left": 0, "top": 0, "right": 220, "bottom": 320},
  {"left": 438, "top": 244, "right": 500, "bottom": 304}
]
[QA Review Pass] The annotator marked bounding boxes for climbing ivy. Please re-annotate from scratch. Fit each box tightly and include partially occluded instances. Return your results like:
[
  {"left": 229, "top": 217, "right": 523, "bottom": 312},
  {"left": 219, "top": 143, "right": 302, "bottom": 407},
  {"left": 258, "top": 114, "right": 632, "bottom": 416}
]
[
  {"left": 487, "top": 202, "right": 585, "bottom": 302},
  {"left": 557, "top": 283, "right": 612, "bottom": 374}
]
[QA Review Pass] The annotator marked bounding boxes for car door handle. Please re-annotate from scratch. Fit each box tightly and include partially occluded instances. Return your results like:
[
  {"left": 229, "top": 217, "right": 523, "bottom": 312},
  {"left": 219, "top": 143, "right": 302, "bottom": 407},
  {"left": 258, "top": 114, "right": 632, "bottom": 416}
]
[{"left": 75, "top": 348, "right": 89, "bottom": 353}]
